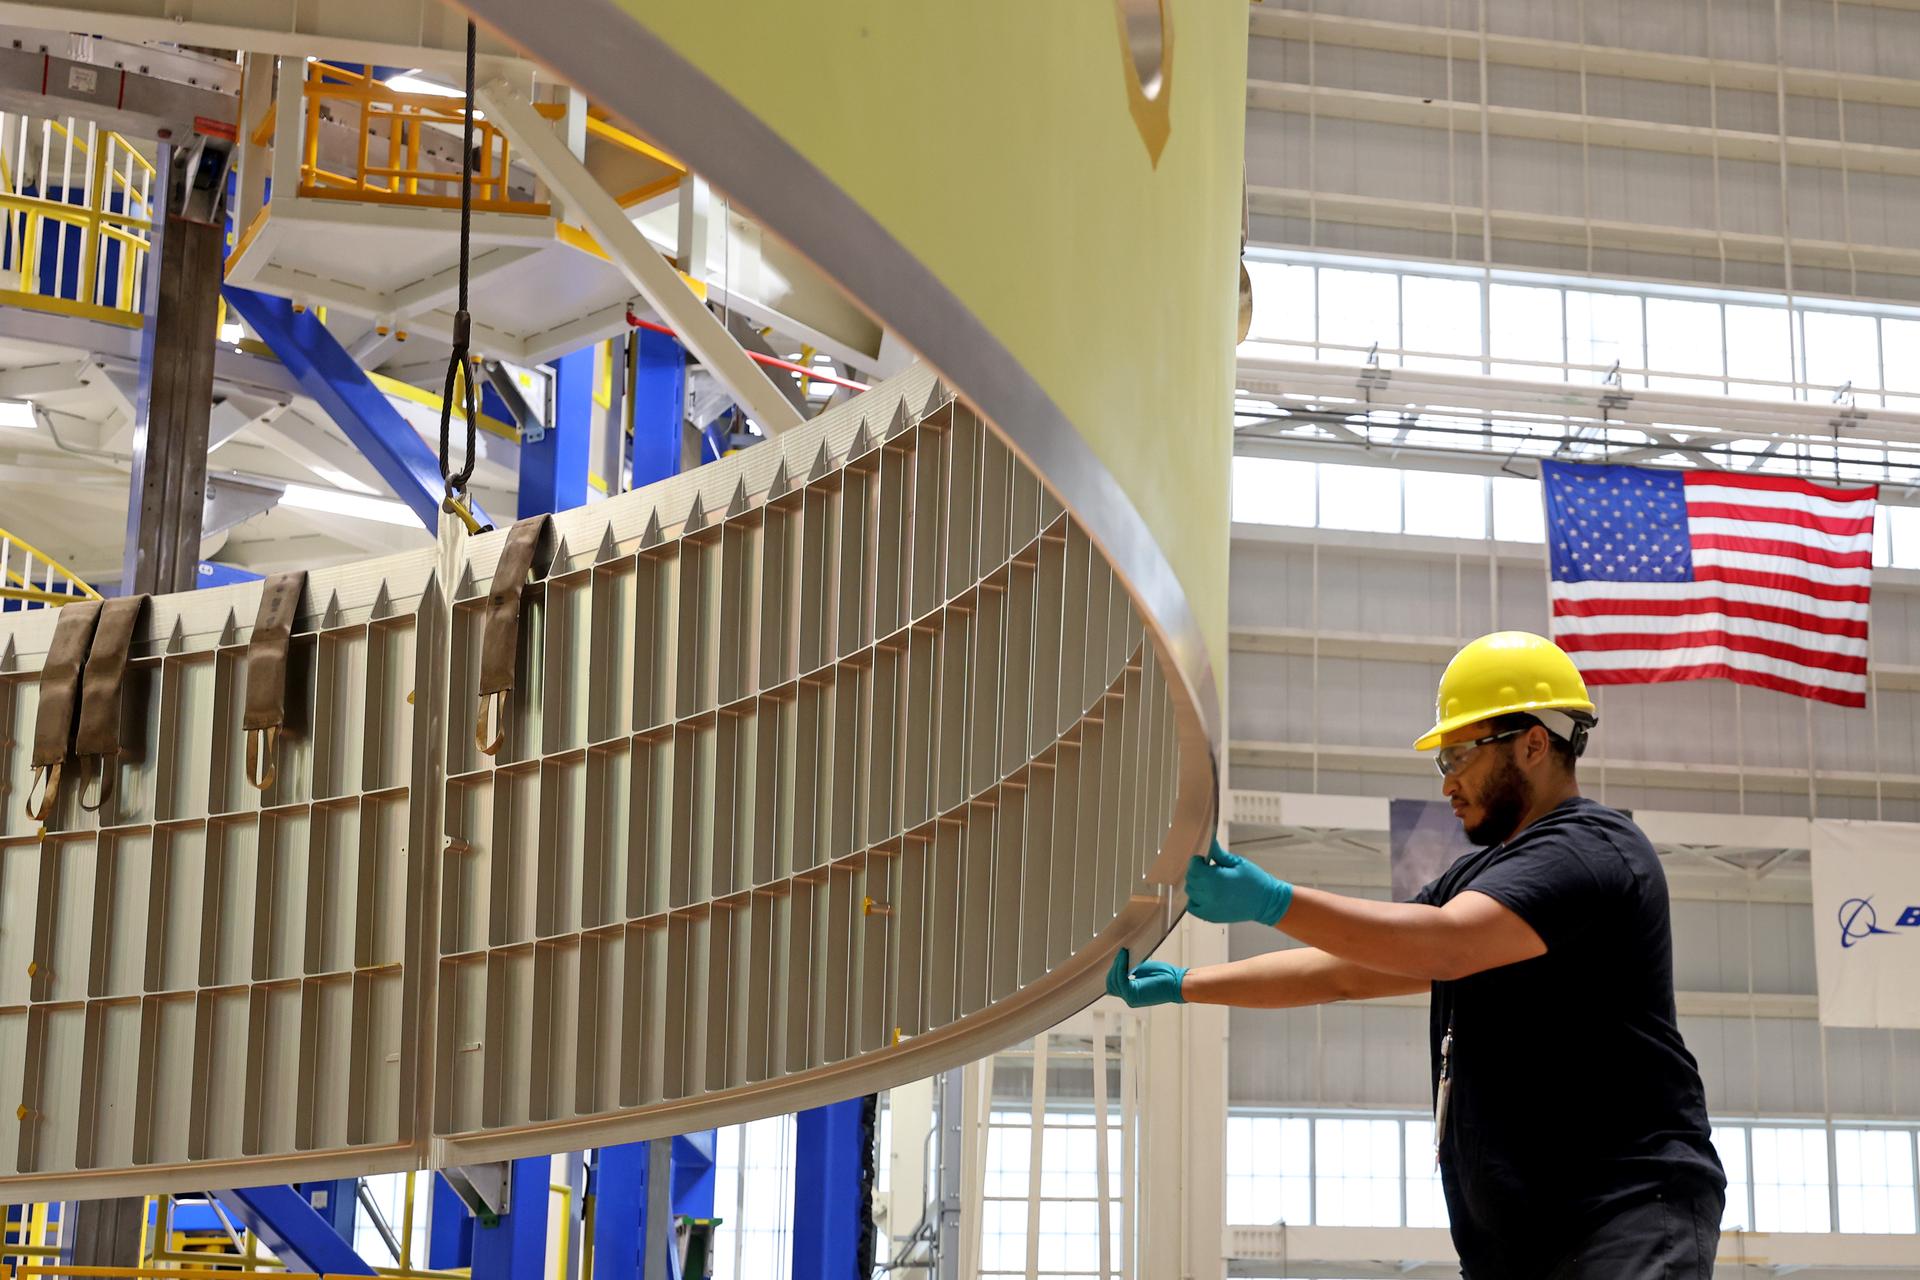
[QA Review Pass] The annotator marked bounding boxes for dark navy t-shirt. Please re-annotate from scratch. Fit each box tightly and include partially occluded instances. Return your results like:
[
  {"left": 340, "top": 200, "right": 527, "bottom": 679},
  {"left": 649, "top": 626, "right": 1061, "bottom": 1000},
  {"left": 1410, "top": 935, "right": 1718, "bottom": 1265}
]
[{"left": 1413, "top": 796, "right": 1725, "bottom": 1279}]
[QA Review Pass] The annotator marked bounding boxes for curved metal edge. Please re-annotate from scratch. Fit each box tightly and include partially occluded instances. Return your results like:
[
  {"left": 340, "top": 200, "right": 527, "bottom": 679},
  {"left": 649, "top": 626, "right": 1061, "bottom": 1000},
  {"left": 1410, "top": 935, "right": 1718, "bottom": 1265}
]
[{"left": 457, "top": 0, "right": 1224, "bottom": 761}]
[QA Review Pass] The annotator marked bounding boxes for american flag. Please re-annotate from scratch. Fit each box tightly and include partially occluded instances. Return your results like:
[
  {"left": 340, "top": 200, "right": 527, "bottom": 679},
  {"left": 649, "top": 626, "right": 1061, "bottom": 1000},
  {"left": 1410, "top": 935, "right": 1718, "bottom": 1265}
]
[{"left": 1541, "top": 461, "right": 1878, "bottom": 708}]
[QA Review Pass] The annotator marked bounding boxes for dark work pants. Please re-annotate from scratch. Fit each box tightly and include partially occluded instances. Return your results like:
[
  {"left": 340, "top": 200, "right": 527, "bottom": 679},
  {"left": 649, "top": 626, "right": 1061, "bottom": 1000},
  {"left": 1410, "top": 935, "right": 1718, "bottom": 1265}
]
[{"left": 1544, "top": 1188, "right": 1724, "bottom": 1279}]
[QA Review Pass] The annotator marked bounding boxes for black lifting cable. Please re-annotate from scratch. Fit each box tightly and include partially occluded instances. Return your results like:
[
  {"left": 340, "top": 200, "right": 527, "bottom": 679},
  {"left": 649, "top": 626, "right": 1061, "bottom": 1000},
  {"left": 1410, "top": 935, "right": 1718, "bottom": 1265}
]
[{"left": 438, "top": 19, "right": 485, "bottom": 532}]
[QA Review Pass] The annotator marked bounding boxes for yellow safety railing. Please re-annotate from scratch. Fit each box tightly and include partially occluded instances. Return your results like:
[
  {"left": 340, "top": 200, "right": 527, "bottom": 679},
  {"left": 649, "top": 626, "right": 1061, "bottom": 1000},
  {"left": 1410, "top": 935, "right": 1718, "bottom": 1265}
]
[
  {"left": 0, "top": 110, "right": 153, "bottom": 326},
  {"left": 274, "top": 63, "right": 554, "bottom": 216},
  {"left": 249, "top": 65, "right": 685, "bottom": 220},
  {"left": 0, "top": 1178, "right": 580, "bottom": 1280},
  {"left": 0, "top": 525, "right": 101, "bottom": 609}
]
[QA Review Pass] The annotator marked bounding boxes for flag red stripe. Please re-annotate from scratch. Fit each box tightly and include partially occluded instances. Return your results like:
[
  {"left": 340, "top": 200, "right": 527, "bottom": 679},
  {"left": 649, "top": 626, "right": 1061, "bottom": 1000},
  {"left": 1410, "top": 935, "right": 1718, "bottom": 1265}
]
[
  {"left": 1691, "top": 564, "right": 1874, "bottom": 604},
  {"left": 1681, "top": 471, "right": 1879, "bottom": 502},
  {"left": 1689, "top": 533, "right": 1873, "bottom": 569},
  {"left": 1684, "top": 502, "right": 1877, "bottom": 537},
  {"left": 1551, "top": 594, "right": 1868, "bottom": 639},
  {"left": 1556, "top": 629, "right": 1867, "bottom": 674},
  {"left": 1579, "top": 662, "right": 1866, "bottom": 707}
]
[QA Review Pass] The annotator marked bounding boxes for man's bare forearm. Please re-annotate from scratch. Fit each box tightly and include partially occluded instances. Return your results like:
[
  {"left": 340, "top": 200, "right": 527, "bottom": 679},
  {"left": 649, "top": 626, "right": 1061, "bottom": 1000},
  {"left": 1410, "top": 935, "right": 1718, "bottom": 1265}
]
[{"left": 1180, "top": 946, "right": 1429, "bottom": 1009}]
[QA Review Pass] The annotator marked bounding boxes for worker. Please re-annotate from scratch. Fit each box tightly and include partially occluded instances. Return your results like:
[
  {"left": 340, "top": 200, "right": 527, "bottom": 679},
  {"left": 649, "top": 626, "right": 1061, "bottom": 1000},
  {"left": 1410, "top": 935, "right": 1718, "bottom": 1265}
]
[{"left": 1108, "top": 631, "right": 1726, "bottom": 1279}]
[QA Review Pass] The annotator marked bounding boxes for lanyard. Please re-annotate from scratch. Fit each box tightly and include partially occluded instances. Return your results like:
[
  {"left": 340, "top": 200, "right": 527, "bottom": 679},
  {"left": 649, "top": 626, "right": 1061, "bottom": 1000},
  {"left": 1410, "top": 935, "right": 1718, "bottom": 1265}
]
[{"left": 1434, "top": 1017, "right": 1455, "bottom": 1168}]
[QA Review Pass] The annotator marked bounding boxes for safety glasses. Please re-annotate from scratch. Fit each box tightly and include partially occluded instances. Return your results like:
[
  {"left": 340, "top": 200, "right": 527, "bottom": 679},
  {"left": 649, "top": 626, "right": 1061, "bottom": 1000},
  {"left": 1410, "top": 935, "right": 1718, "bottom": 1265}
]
[{"left": 1433, "top": 726, "right": 1527, "bottom": 778}]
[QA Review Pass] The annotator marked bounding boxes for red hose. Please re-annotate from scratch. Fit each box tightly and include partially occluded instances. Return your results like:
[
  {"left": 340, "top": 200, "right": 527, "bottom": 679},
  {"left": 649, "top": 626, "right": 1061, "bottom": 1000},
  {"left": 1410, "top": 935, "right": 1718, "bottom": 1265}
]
[{"left": 626, "top": 311, "right": 871, "bottom": 391}]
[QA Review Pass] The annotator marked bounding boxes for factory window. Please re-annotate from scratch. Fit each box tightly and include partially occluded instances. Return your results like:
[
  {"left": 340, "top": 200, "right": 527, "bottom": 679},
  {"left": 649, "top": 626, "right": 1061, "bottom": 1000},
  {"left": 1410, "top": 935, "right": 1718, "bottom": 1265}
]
[
  {"left": 1231, "top": 1111, "right": 1920, "bottom": 1238},
  {"left": 1245, "top": 249, "right": 1920, "bottom": 402},
  {"left": 1402, "top": 1121, "right": 1449, "bottom": 1228},
  {"left": 1399, "top": 274, "right": 1482, "bottom": 374},
  {"left": 1227, "top": 1115, "right": 1313, "bottom": 1226},
  {"left": 1566, "top": 289, "right": 1646, "bottom": 384},
  {"left": 980, "top": 1109, "right": 1125, "bottom": 1277},
  {"left": 1802, "top": 311, "right": 1882, "bottom": 407},
  {"left": 1313, "top": 1117, "right": 1404, "bottom": 1227},
  {"left": 1316, "top": 267, "right": 1400, "bottom": 355},
  {"left": 1749, "top": 1125, "right": 1833, "bottom": 1233},
  {"left": 1725, "top": 304, "right": 1795, "bottom": 400},
  {"left": 711, "top": 1113, "right": 797, "bottom": 1279},
  {"left": 1402, "top": 470, "right": 1487, "bottom": 540},
  {"left": 1834, "top": 1127, "right": 1919, "bottom": 1235},
  {"left": 1317, "top": 463, "right": 1401, "bottom": 534},
  {"left": 1712, "top": 1124, "right": 1752, "bottom": 1231},
  {"left": 1231, "top": 455, "right": 1317, "bottom": 527},
  {"left": 1488, "top": 283, "right": 1566, "bottom": 381}
]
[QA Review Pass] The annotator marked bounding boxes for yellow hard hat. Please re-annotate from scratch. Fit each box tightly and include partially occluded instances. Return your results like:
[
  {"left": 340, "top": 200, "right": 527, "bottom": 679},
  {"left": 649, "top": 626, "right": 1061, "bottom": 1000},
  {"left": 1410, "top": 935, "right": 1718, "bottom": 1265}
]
[{"left": 1412, "top": 631, "right": 1596, "bottom": 752}]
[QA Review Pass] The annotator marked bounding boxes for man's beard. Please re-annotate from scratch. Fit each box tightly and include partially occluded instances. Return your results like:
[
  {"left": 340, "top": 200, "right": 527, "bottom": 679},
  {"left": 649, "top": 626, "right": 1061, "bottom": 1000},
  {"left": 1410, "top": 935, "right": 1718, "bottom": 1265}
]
[{"left": 1464, "top": 753, "right": 1531, "bottom": 846}]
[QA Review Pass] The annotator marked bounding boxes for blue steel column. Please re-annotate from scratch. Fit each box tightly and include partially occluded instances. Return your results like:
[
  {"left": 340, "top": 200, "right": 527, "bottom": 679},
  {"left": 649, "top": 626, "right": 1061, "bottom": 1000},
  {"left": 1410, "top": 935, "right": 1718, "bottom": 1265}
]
[
  {"left": 427, "top": 1176, "right": 474, "bottom": 1269},
  {"left": 628, "top": 328, "right": 685, "bottom": 489},
  {"left": 520, "top": 346, "right": 593, "bottom": 517},
  {"left": 790, "top": 1101, "right": 869, "bottom": 1280},
  {"left": 469, "top": 1158, "right": 550, "bottom": 1280},
  {"left": 592, "top": 1144, "right": 647, "bottom": 1280},
  {"left": 592, "top": 1132, "right": 718, "bottom": 1280}
]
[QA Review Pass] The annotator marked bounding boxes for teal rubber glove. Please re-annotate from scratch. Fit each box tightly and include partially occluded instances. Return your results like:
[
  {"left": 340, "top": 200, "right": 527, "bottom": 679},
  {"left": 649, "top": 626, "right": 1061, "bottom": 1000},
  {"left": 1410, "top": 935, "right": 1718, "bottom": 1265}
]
[
  {"left": 1105, "top": 947, "right": 1186, "bottom": 1007},
  {"left": 1185, "top": 837, "right": 1294, "bottom": 926}
]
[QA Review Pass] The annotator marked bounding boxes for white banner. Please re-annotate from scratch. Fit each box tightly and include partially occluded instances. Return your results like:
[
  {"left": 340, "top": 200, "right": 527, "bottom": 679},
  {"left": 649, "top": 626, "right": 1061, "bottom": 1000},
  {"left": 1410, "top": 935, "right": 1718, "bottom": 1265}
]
[{"left": 1811, "top": 819, "right": 1920, "bottom": 1029}]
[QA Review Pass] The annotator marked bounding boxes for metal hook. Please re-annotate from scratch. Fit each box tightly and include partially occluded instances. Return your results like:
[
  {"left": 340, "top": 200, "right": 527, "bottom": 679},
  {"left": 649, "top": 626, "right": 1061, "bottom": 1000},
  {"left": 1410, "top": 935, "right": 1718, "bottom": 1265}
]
[
  {"left": 246, "top": 725, "right": 280, "bottom": 791},
  {"left": 476, "top": 690, "right": 507, "bottom": 756},
  {"left": 24, "top": 762, "right": 58, "bottom": 822},
  {"left": 77, "top": 755, "right": 114, "bottom": 814}
]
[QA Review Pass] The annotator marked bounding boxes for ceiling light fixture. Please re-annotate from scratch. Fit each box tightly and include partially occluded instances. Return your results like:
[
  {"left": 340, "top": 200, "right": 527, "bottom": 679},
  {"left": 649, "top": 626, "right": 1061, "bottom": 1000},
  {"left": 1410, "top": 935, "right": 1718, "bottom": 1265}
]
[
  {"left": 0, "top": 399, "right": 37, "bottom": 430},
  {"left": 280, "top": 483, "right": 420, "bottom": 527}
]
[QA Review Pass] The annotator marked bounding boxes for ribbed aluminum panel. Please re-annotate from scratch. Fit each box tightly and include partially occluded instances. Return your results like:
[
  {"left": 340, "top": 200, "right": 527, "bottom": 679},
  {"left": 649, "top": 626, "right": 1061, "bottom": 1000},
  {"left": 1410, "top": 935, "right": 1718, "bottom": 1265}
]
[
  {"left": 0, "top": 549, "right": 441, "bottom": 1192},
  {"left": 0, "top": 367, "right": 1191, "bottom": 1195}
]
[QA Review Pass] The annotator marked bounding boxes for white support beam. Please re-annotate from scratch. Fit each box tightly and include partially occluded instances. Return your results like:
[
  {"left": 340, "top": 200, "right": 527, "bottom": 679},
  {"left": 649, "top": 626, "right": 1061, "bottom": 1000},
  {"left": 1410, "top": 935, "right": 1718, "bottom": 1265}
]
[
  {"left": 1232, "top": 739, "right": 1920, "bottom": 802},
  {"left": 0, "top": 360, "right": 95, "bottom": 402},
  {"left": 206, "top": 394, "right": 283, "bottom": 452},
  {"left": 477, "top": 77, "right": 806, "bottom": 436},
  {"left": 0, "top": 1, "right": 536, "bottom": 78},
  {"left": 1248, "top": 80, "right": 1920, "bottom": 179},
  {"left": 1138, "top": 916, "right": 1229, "bottom": 1279},
  {"left": 386, "top": 246, "right": 540, "bottom": 319},
  {"left": 233, "top": 54, "right": 275, "bottom": 239},
  {"left": 1247, "top": 185, "right": 1920, "bottom": 281},
  {"left": 1250, "top": 10, "right": 1920, "bottom": 112}
]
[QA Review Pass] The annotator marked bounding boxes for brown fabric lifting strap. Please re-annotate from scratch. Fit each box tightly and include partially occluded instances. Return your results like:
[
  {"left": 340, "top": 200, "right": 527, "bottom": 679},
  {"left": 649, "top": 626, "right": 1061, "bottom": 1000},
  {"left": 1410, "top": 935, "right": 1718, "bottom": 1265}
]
[
  {"left": 476, "top": 515, "right": 547, "bottom": 756},
  {"left": 26, "top": 600, "right": 103, "bottom": 821},
  {"left": 244, "top": 570, "right": 306, "bottom": 790},
  {"left": 73, "top": 594, "right": 146, "bottom": 812}
]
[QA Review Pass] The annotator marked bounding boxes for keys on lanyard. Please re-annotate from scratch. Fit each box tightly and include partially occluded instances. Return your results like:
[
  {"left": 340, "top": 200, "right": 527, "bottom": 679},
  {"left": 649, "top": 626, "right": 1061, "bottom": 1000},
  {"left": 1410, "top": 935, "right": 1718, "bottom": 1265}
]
[{"left": 1434, "top": 1021, "right": 1455, "bottom": 1169}]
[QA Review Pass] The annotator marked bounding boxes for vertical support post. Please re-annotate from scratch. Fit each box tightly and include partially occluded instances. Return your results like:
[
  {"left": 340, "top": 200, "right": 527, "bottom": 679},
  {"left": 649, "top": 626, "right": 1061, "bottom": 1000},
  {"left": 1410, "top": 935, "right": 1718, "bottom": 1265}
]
[
  {"left": 61, "top": 1198, "right": 144, "bottom": 1268},
  {"left": 428, "top": 1174, "right": 475, "bottom": 1269},
  {"left": 234, "top": 54, "right": 275, "bottom": 237},
  {"left": 676, "top": 175, "right": 710, "bottom": 284},
  {"left": 629, "top": 328, "right": 685, "bottom": 490},
  {"left": 790, "top": 1100, "right": 870, "bottom": 1280},
  {"left": 470, "top": 1158, "right": 550, "bottom": 1280},
  {"left": 642, "top": 1141, "right": 670, "bottom": 1280},
  {"left": 1137, "top": 917, "right": 1228, "bottom": 1280},
  {"left": 593, "top": 1144, "right": 647, "bottom": 1280},
  {"left": 521, "top": 346, "right": 593, "bottom": 517},
  {"left": 124, "top": 143, "right": 225, "bottom": 594}
]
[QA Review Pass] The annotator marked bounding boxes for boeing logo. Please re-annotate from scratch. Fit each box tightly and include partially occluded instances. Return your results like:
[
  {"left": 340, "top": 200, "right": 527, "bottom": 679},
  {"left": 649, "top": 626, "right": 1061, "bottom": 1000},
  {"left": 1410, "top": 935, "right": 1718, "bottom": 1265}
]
[{"left": 1838, "top": 897, "right": 1920, "bottom": 949}]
